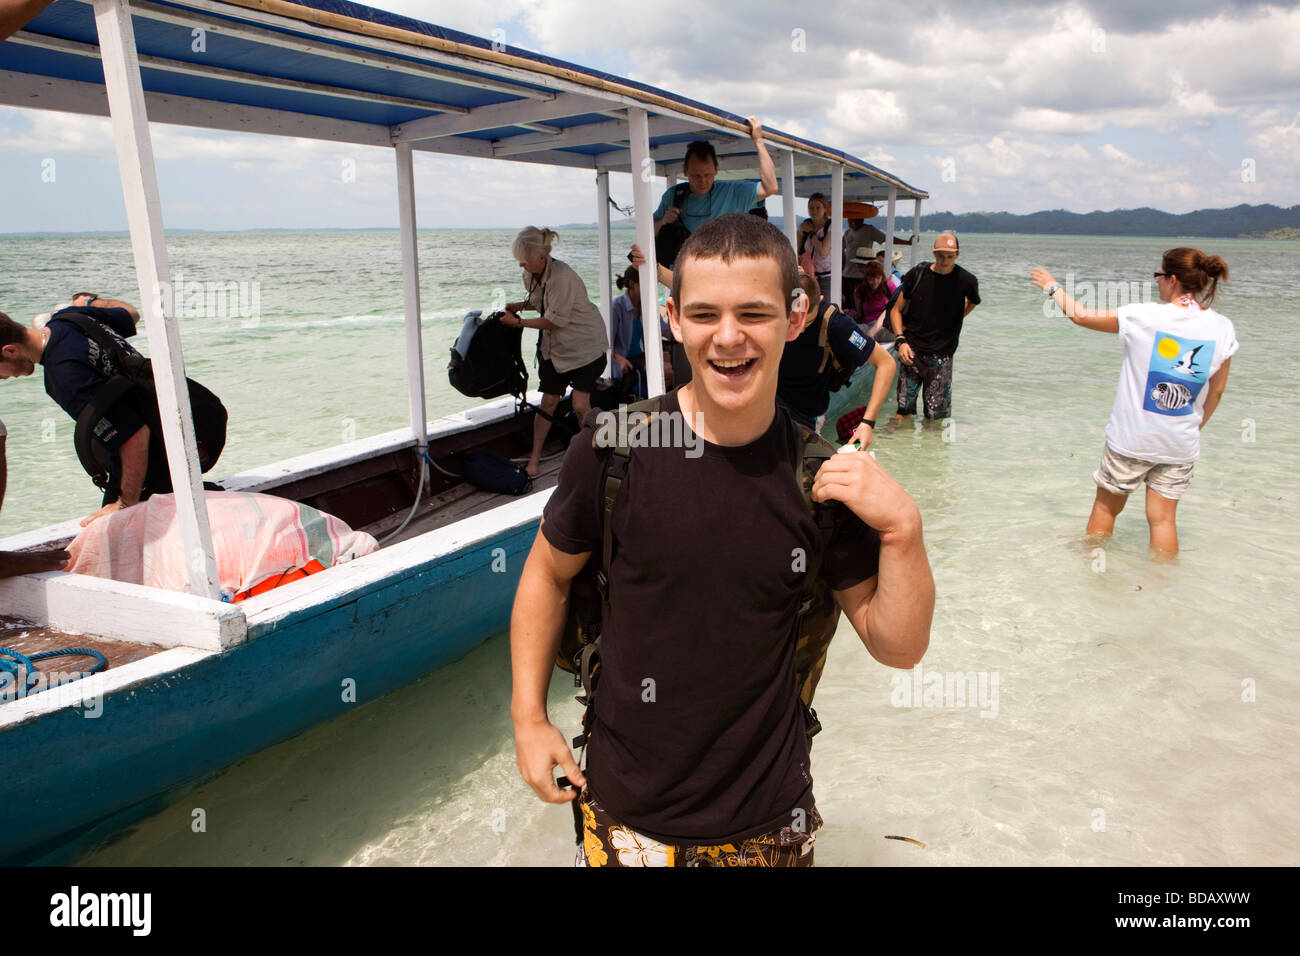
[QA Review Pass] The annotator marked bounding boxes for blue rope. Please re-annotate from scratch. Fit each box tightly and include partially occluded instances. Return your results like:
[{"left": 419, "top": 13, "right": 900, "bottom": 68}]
[{"left": 0, "top": 646, "right": 107, "bottom": 701}]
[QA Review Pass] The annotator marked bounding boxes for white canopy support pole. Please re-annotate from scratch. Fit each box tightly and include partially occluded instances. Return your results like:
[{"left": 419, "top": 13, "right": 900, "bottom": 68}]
[
  {"left": 596, "top": 170, "right": 612, "bottom": 372},
  {"left": 830, "top": 164, "right": 844, "bottom": 306},
  {"left": 627, "top": 107, "right": 664, "bottom": 398},
  {"left": 781, "top": 149, "right": 797, "bottom": 250},
  {"left": 394, "top": 141, "right": 428, "bottom": 466},
  {"left": 885, "top": 186, "right": 897, "bottom": 274},
  {"left": 911, "top": 198, "right": 922, "bottom": 269},
  {"left": 92, "top": 0, "right": 218, "bottom": 601}
]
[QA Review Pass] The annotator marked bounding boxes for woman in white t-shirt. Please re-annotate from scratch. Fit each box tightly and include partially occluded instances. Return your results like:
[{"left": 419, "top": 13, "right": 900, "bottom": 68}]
[{"left": 1031, "top": 248, "right": 1237, "bottom": 556}]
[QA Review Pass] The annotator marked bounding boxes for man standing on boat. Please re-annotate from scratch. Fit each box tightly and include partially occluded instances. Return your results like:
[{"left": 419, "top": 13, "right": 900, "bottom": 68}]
[
  {"left": 886, "top": 233, "right": 980, "bottom": 427},
  {"left": 644, "top": 117, "right": 780, "bottom": 386},
  {"left": 511, "top": 214, "right": 933, "bottom": 866}
]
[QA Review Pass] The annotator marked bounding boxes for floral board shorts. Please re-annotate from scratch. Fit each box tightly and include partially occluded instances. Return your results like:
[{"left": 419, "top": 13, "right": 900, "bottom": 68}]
[
  {"left": 576, "top": 789, "right": 822, "bottom": 867},
  {"left": 1094, "top": 443, "right": 1195, "bottom": 500}
]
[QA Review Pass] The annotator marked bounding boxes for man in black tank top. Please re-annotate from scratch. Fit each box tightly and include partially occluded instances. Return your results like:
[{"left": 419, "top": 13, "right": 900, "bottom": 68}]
[{"left": 510, "top": 214, "right": 934, "bottom": 866}]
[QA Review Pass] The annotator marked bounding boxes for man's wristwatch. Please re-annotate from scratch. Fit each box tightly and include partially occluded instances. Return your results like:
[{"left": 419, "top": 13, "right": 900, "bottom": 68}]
[{"left": 894, "top": 335, "right": 908, "bottom": 347}]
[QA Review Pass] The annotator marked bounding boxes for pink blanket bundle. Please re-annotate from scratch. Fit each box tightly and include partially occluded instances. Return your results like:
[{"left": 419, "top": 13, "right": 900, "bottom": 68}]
[{"left": 67, "top": 491, "right": 379, "bottom": 600}]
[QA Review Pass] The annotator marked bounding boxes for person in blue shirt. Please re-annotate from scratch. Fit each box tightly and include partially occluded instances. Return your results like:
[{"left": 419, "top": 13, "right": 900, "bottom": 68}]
[
  {"left": 636, "top": 117, "right": 779, "bottom": 388},
  {"left": 645, "top": 116, "right": 779, "bottom": 287},
  {"left": 610, "top": 266, "right": 648, "bottom": 399}
]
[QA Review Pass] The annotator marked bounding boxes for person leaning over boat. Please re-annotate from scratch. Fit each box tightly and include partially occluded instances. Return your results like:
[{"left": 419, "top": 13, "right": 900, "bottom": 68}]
[
  {"left": 1031, "top": 248, "right": 1237, "bottom": 556},
  {"left": 886, "top": 233, "right": 980, "bottom": 428},
  {"left": 777, "top": 271, "right": 896, "bottom": 448},
  {"left": 0, "top": 413, "right": 69, "bottom": 578},
  {"left": 510, "top": 213, "right": 933, "bottom": 866},
  {"left": 0, "top": 295, "right": 166, "bottom": 526},
  {"left": 501, "top": 227, "right": 609, "bottom": 478}
]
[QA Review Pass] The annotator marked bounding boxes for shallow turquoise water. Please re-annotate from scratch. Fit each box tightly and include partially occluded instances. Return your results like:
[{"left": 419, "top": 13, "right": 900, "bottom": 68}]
[{"left": 1, "top": 230, "right": 1295, "bottom": 865}]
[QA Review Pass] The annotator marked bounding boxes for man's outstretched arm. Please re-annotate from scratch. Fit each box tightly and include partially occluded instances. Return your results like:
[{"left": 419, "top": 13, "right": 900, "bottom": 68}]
[
  {"left": 816, "top": 452, "right": 933, "bottom": 668},
  {"left": 749, "top": 116, "right": 779, "bottom": 200},
  {"left": 511, "top": 522, "right": 591, "bottom": 803},
  {"left": 0, "top": 0, "right": 53, "bottom": 42}
]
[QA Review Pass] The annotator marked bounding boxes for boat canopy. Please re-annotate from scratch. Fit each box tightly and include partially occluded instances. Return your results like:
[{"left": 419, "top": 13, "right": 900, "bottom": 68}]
[
  {"left": 2, "top": 0, "right": 928, "bottom": 202},
  {"left": 1, "top": 0, "right": 929, "bottom": 601}
]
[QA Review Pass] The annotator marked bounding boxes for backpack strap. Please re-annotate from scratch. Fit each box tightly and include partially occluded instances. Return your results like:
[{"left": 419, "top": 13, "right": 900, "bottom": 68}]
[
  {"left": 50, "top": 313, "right": 153, "bottom": 492},
  {"left": 795, "top": 425, "right": 837, "bottom": 606},
  {"left": 572, "top": 395, "right": 663, "bottom": 745},
  {"left": 793, "top": 423, "right": 838, "bottom": 741},
  {"left": 48, "top": 312, "right": 147, "bottom": 379},
  {"left": 72, "top": 376, "right": 136, "bottom": 491},
  {"left": 672, "top": 181, "right": 691, "bottom": 210}
]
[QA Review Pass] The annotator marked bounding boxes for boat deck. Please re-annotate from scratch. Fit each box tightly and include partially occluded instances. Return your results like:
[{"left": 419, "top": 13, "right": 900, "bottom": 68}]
[
  {"left": 365, "top": 447, "right": 565, "bottom": 547},
  {"left": 0, "top": 615, "right": 165, "bottom": 691}
]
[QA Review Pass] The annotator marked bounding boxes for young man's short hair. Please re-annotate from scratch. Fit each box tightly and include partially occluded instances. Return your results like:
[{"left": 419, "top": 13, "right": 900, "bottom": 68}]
[
  {"left": 670, "top": 213, "right": 799, "bottom": 313},
  {"left": 683, "top": 140, "right": 718, "bottom": 169},
  {"left": 0, "top": 312, "right": 27, "bottom": 349}
]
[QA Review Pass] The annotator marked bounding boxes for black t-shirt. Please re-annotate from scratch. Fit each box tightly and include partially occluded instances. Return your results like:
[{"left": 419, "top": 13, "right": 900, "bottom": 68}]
[
  {"left": 777, "top": 302, "right": 876, "bottom": 428},
  {"left": 899, "top": 263, "right": 980, "bottom": 355},
  {"left": 542, "top": 390, "right": 881, "bottom": 844},
  {"left": 41, "top": 307, "right": 147, "bottom": 454}
]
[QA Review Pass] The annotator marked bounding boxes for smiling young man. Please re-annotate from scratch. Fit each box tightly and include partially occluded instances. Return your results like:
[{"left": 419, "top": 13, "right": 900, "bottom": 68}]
[{"left": 510, "top": 213, "right": 933, "bottom": 867}]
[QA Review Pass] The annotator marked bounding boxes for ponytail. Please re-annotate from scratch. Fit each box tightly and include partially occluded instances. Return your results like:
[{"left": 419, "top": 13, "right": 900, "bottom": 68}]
[{"left": 1162, "top": 247, "right": 1230, "bottom": 306}]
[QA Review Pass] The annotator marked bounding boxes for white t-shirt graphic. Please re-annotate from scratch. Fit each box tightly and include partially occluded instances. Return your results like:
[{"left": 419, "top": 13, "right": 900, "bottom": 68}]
[{"left": 1107, "top": 300, "right": 1239, "bottom": 464}]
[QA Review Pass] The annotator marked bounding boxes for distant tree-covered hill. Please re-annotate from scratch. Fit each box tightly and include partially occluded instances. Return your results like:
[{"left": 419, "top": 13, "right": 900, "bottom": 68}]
[{"left": 918, "top": 203, "right": 1300, "bottom": 238}]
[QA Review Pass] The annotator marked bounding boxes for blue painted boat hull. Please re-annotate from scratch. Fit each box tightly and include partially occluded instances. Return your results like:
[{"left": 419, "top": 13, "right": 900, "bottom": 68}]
[
  {"left": 1, "top": 519, "right": 541, "bottom": 864},
  {"left": 821, "top": 344, "right": 899, "bottom": 441}
]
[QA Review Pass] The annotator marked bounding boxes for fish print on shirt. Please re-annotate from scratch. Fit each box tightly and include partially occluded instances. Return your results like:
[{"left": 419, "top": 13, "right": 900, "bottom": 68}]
[{"left": 1142, "top": 331, "right": 1216, "bottom": 417}]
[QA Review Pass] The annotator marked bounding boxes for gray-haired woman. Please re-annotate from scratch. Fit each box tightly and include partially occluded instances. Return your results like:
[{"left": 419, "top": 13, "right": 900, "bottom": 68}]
[{"left": 501, "top": 226, "right": 609, "bottom": 477}]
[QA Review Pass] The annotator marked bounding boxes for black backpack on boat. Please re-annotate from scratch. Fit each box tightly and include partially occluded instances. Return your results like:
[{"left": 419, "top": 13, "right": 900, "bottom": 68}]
[
  {"left": 48, "top": 312, "right": 227, "bottom": 495},
  {"left": 654, "top": 182, "right": 693, "bottom": 269},
  {"left": 448, "top": 309, "right": 528, "bottom": 399}
]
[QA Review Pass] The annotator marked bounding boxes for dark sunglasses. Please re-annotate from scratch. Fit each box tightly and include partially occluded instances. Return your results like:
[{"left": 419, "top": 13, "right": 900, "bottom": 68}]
[{"left": 1153, "top": 272, "right": 1172, "bottom": 279}]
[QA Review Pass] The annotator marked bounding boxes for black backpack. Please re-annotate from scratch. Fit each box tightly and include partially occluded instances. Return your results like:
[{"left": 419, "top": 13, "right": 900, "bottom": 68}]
[
  {"left": 49, "top": 312, "right": 227, "bottom": 494},
  {"left": 448, "top": 309, "right": 527, "bottom": 399},
  {"left": 811, "top": 302, "right": 856, "bottom": 392},
  {"left": 653, "top": 182, "right": 693, "bottom": 269}
]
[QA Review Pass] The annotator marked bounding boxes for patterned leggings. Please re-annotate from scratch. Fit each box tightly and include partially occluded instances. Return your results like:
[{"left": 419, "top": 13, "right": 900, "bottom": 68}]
[
  {"left": 577, "top": 789, "right": 821, "bottom": 867},
  {"left": 896, "top": 352, "right": 954, "bottom": 419}
]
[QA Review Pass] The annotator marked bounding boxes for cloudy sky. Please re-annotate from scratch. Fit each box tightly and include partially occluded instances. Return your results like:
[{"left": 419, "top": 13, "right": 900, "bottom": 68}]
[{"left": 2, "top": 0, "right": 1297, "bottom": 231}]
